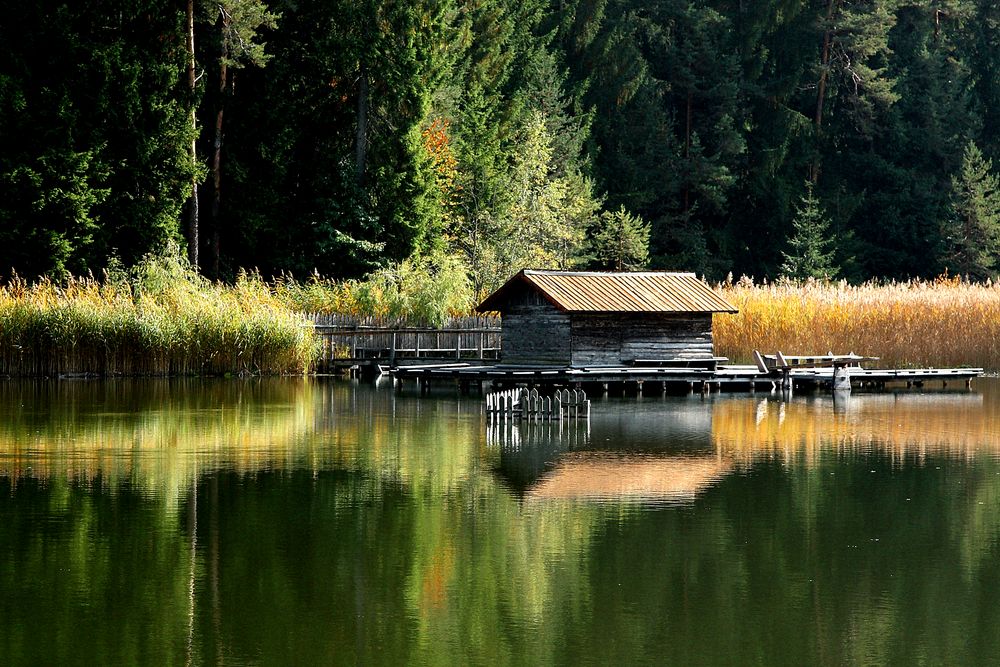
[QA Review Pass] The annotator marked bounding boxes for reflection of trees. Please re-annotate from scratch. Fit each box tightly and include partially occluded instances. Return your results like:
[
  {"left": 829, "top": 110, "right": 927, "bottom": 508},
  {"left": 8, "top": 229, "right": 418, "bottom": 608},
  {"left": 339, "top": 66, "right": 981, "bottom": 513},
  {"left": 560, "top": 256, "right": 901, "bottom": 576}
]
[
  {"left": 0, "top": 379, "right": 321, "bottom": 507},
  {"left": 0, "top": 477, "right": 191, "bottom": 664},
  {"left": 5, "top": 382, "right": 1000, "bottom": 663}
]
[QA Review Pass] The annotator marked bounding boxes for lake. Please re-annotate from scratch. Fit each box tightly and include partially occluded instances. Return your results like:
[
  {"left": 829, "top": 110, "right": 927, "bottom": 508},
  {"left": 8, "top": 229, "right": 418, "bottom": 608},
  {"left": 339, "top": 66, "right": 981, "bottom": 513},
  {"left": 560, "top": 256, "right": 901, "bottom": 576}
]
[{"left": 2, "top": 377, "right": 999, "bottom": 665}]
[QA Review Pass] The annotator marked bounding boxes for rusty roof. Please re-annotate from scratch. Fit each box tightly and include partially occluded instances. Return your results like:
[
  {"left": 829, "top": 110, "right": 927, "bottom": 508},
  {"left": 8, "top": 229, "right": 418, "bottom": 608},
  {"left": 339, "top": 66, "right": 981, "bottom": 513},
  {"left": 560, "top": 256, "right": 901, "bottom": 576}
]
[{"left": 476, "top": 270, "right": 738, "bottom": 314}]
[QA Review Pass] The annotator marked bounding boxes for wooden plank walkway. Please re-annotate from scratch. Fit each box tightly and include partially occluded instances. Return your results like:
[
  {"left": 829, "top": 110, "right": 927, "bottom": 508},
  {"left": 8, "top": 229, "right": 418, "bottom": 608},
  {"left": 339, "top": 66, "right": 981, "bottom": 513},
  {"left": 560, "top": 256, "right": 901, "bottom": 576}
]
[{"left": 393, "top": 362, "right": 982, "bottom": 392}]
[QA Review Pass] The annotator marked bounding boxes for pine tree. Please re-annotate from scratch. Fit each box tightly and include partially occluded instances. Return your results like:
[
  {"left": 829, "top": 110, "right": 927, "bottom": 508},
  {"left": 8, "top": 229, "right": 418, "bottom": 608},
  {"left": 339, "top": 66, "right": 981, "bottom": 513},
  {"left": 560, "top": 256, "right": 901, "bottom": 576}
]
[
  {"left": 202, "top": 0, "right": 279, "bottom": 277},
  {"left": 941, "top": 141, "right": 1000, "bottom": 279},
  {"left": 781, "top": 181, "right": 838, "bottom": 280}
]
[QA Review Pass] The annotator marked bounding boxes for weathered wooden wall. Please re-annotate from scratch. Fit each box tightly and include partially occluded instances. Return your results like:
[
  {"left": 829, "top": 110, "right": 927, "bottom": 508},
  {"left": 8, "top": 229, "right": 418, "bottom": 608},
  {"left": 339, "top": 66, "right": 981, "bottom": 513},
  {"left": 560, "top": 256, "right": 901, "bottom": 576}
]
[
  {"left": 497, "top": 289, "right": 572, "bottom": 366},
  {"left": 495, "top": 285, "right": 715, "bottom": 367},
  {"left": 570, "top": 313, "right": 714, "bottom": 367}
]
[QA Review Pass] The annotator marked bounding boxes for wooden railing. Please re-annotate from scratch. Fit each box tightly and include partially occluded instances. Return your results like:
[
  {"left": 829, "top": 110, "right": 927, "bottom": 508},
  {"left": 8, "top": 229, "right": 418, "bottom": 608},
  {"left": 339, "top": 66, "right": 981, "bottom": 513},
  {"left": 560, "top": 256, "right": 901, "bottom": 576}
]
[
  {"left": 312, "top": 320, "right": 501, "bottom": 369},
  {"left": 485, "top": 387, "right": 590, "bottom": 422}
]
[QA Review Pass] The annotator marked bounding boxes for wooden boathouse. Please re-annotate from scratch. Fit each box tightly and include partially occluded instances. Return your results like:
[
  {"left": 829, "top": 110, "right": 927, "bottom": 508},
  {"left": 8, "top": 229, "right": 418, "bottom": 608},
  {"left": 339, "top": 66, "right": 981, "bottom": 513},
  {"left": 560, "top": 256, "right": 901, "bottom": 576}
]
[
  {"left": 475, "top": 269, "right": 738, "bottom": 369},
  {"left": 390, "top": 269, "right": 983, "bottom": 394}
]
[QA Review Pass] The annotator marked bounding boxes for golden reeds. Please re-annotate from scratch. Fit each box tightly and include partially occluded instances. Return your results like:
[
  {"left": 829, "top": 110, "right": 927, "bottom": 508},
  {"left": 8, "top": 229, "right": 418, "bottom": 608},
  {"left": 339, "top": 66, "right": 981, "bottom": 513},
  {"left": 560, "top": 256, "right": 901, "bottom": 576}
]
[
  {"left": 714, "top": 276, "right": 1000, "bottom": 370},
  {"left": 0, "top": 253, "right": 315, "bottom": 377}
]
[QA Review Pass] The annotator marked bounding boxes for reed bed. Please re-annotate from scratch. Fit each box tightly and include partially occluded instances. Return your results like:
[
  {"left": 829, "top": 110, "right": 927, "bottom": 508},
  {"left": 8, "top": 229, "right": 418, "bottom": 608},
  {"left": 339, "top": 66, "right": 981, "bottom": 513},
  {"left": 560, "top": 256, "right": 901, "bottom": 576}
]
[
  {"left": 714, "top": 277, "right": 1000, "bottom": 371},
  {"left": 0, "top": 254, "right": 315, "bottom": 377}
]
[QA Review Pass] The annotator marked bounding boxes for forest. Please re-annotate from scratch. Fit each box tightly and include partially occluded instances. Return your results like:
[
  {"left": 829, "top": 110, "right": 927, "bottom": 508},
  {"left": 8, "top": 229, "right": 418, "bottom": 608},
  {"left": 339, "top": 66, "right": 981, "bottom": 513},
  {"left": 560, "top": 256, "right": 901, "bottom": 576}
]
[{"left": 3, "top": 0, "right": 1000, "bottom": 292}]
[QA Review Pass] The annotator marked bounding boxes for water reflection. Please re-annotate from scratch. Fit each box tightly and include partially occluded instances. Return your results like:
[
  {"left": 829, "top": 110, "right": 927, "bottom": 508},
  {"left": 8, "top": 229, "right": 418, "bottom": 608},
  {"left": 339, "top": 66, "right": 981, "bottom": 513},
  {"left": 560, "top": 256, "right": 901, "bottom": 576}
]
[
  {"left": 2, "top": 379, "right": 1000, "bottom": 664},
  {"left": 494, "top": 388, "right": 992, "bottom": 507},
  {"left": 712, "top": 389, "right": 994, "bottom": 463}
]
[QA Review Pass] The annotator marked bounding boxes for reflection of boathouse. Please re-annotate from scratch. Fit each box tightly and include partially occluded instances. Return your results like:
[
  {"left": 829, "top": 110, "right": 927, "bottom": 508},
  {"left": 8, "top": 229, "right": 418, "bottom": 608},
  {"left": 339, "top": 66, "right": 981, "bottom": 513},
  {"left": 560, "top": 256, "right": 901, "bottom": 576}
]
[
  {"left": 476, "top": 270, "right": 738, "bottom": 368},
  {"left": 491, "top": 399, "right": 727, "bottom": 503}
]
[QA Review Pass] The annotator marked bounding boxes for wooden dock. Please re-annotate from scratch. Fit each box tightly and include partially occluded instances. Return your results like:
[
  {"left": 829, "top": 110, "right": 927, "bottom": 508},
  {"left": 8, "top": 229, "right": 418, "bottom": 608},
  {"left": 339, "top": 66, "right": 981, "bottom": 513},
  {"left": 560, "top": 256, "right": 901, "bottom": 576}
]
[
  {"left": 393, "top": 362, "right": 982, "bottom": 394},
  {"left": 309, "top": 315, "right": 983, "bottom": 394}
]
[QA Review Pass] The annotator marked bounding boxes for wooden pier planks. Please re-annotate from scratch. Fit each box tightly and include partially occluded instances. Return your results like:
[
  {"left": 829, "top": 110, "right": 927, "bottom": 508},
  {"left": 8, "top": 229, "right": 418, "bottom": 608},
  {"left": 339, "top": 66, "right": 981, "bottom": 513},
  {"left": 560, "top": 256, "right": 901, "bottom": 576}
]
[{"left": 394, "top": 362, "right": 982, "bottom": 391}]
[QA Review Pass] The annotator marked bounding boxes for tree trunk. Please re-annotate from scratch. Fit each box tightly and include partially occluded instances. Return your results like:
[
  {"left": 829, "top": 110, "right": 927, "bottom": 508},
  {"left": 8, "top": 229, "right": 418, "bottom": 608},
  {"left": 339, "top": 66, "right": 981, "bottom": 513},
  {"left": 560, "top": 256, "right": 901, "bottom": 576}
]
[
  {"left": 186, "top": 0, "right": 199, "bottom": 268},
  {"left": 812, "top": 0, "right": 839, "bottom": 183},
  {"left": 211, "top": 15, "right": 229, "bottom": 279},
  {"left": 684, "top": 90, "right": 692, "bottom": 213},
  {"left": 356, "top": 63, "right": 368, "bottom": 185}
]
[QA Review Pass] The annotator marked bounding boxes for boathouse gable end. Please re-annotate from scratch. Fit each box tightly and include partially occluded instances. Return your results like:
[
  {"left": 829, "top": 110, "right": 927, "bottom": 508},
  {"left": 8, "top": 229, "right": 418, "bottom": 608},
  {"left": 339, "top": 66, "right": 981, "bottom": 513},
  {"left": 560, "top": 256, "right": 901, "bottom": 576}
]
[
  {"left": 492, "top": 284, "right": 572, "bottom": 366},
  {"left": 476, "top": 270, "right": 734, "bottom": 368}
]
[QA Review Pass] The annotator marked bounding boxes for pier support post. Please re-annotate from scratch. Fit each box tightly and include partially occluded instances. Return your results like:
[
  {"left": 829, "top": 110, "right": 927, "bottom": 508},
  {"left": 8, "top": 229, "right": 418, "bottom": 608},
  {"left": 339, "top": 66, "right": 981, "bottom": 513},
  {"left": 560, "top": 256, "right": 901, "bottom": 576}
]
[{"left": 833, "top": 363, "right": 851, "bottom": 392}]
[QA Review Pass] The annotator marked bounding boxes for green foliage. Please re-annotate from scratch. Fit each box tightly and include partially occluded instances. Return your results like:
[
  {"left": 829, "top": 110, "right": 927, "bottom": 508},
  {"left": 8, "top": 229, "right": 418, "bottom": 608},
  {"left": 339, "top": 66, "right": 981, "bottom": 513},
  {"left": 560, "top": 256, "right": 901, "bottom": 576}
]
[
  {"left": 10, "top": 0, "right": 1000, "bottom": 285},
  {"left": 781, "top": 182, "right": 839, "bottom": 280},
  {"left": 588, "top": 206, "right": 650, "bottom": 271},
  {"left": 459, "top": 111, "right": 599, "bottom": 293},
  {"left": 276, "top": 248, "right": 474, "bottom": 326},
  {"left": 941, "top": 141, "right": 1000, "bottom": 279},
  {"left": 0, "top": 1, "right": 196, "bottom": 279},
  {"left": 207, "top": 0, "right": 279, "bottom": 69}
]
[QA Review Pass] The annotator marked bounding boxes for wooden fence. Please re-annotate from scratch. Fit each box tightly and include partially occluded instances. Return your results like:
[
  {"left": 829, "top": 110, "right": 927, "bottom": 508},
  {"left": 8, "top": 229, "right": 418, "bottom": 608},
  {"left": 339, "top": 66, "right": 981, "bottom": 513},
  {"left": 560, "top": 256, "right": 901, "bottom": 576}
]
[
  {"left": 485, "top": 387, "right": 590, "bottom": 422},
  {"left": 310, "top": 315, "right": 502, "bottom": 369}
]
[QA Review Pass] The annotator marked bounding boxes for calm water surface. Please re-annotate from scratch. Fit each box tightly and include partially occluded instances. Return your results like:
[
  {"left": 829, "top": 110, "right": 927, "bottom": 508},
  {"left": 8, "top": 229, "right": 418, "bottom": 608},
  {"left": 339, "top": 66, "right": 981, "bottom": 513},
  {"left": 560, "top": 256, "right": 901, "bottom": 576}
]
[{"left": 2, "top": 377, "right": 1000, "bottom": 665}]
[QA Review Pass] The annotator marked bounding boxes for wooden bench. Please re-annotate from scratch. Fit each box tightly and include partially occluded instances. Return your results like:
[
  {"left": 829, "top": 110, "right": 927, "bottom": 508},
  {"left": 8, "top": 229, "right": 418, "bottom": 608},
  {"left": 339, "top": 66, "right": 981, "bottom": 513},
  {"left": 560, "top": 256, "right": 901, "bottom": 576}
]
[{"left": 753, "top": 351, "right": 878, "bottom": 373}]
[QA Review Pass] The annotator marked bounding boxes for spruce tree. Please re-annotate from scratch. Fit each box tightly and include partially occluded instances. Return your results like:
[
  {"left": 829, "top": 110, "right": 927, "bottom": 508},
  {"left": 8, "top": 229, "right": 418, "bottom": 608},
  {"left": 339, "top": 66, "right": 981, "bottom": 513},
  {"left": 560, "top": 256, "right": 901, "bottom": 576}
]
[
  {"left": 781, "top": 181, "right": 838, "bottom": 280},
  {"left": 588, "top": 206, "right": 650, "bottom": 271},
  {"left": 941, "top": 141, "right": 1000, "bottom": 279}
]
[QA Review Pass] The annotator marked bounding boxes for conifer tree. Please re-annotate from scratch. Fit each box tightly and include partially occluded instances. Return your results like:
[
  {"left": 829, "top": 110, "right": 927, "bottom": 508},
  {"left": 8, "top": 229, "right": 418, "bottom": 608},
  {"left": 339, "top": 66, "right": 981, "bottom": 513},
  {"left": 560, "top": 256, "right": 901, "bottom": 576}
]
[
  {"left": 781, "top": 181, "right": 838, "bottom": 280},
  {"left": 588, "top": 206, "right": 650, "bottom": 271},
  {"left": 0, "top": 1, "right": 196, "bottom": 278},
  {"left": 941, "top": 141, "right": 1000, "bottom": 279}
]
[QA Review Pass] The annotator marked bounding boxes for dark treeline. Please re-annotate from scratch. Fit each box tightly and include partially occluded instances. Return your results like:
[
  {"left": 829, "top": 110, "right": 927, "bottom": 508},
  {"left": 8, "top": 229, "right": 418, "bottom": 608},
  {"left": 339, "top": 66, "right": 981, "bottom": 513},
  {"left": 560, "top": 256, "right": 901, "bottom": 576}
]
[{"left": 3, "top": 0, "right": 1000, "bottom": 288}]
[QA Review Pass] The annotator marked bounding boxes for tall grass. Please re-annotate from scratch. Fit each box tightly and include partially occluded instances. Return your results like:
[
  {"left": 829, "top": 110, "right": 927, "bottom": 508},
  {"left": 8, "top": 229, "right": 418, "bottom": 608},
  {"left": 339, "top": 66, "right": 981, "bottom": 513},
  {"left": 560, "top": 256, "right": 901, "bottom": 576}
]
[
  {"left": 0, "top": 250, "right": 314, "bottom": 377},
  {"left": 715, "top": 276, "right": 1000, "bottom": 370},
  {"left": 275, "top": 249, "right": 474, "bottom": 326}
]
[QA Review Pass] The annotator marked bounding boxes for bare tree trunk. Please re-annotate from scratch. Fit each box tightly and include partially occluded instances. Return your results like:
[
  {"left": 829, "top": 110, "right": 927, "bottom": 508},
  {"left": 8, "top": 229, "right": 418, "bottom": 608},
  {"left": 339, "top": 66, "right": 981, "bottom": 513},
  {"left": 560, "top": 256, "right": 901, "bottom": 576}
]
[
  {"left": 211, "top": 15, "right": 229, "bottom": 279},
  {"left": 186, "top": 0, "right": 199, "bottom": 268},
  {"left": 356, "top": 63, "right": 368, "bottom": 185},
  {"left": 684, "top": 90, "right": 692, "bottom": 213},
  {"left": 812, "top": 0, "right": 839, "bottom": 183}
]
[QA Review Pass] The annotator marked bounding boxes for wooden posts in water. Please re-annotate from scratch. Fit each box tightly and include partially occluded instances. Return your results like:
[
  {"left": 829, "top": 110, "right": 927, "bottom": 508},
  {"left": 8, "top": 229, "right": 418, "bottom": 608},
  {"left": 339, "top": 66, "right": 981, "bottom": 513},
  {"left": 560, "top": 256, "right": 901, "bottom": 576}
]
[
  {"left": 485, "top": 387, "right": 590, "bottom": 422},
  {"left": 832, "top": 363, "right": 851, "bottom": 392}
]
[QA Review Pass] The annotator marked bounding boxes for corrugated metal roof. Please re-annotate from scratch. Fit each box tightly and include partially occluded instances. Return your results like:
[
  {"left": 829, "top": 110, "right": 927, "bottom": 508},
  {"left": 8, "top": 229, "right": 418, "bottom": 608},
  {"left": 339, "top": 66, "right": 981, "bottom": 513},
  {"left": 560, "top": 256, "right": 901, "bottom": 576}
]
[{"left": 477, "top": 270, "right": 738, "bottom": 313}]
